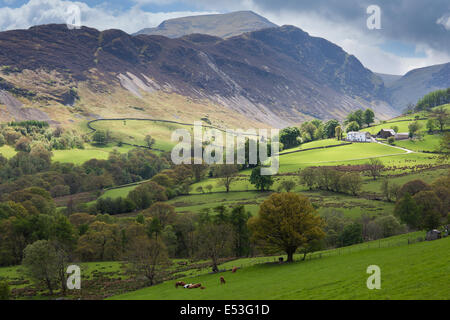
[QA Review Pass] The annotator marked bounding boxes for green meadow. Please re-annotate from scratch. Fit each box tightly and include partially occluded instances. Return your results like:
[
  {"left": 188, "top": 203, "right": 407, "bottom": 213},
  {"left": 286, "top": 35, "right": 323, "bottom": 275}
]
[
  {"left": 109, "top": 235, "right": 449, "bottom": 300},
  {"left": 89, "top": 119, "right": 193, "bottom": 152}
]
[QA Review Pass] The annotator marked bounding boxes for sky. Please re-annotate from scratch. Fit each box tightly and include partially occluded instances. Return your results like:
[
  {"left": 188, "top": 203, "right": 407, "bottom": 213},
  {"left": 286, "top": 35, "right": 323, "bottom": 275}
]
[{"left": 0, "top": 0, "right": 449, "bottom": 75}]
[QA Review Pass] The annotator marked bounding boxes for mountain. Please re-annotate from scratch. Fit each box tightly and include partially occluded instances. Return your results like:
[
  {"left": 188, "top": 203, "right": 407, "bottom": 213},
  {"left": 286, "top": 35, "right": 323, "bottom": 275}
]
[
  {"left": 0, "top": 23, "right": 396, "bottom": 128},
  {"left": 385, "top": 63, "right": 450, "bottom": 111},
  {"left": 134, "top": 11, "right": 278, "bottom": 39},
  {"left": 375, "top": 73, "right": 402, "bottom": 87}
]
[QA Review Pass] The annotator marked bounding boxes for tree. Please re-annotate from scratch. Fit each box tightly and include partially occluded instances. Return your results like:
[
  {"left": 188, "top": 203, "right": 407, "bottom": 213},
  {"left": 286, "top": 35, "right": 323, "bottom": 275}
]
[
  {"left": 144, "top": 134, "right": 155, "bottom": 148},
  {"left": 191, "top": 160, "right": 209, "bottom": 182},
  {"left": 127, "top": 181, "right": 167, "bottom": 210},
  {"left": 248, "top": 193, "right": 325, "bottom": 262},
  {"left": 364, "top": 109, "right": 375, "bottom": 126},
  {"left": 205, "top": 184, "right": 213, "bottom": 193},
  {"left": 394, "top": 193, "right": 421, "bottom": 229},
  {"left": 128, "top": 236, "right": 171, "bottom": 285},
  {"left": 279, "top": 127, "right": 301, "bottom": 149},
  {"left": 366, "top": 158, "right": 384, "bottom": 180},
  {"left": 391, "top": 126, "right": 399, "bottom": 133},
  {"left": 430, "top": 106, "right": 449, "bottom": 132},
  {"left": 196, "top": 222, "right": 233, "bottom": 272},
  {"left": 324, "top": 120, "right": 340, "bottom": 139},
  {"left": 92, "top": 130, "right": 108, "bottom": 145},
  {"left": 373, "top": 215, "right": 404, "bottom": 238},
  {"left": 398, "top": 179, "right": 430, "bottom": 198},
  {"left": 15, "top": 137, "right": 31, "bottom": 152},
  {"left": 0, "top": 281, "right": 10, "bottom": 300},
  {"left": 339, "top": 172, "right": 362, "bottom": 195},
  {"left": 426, "top": 119, "right": 437, "bottom": 133},
  {"left": 22, "top": 240, "right": 69, "bottom": 295},
  {"left": 339, "top": 223, "right": 363, "bottom": 246},
  {"left": 280, "top": 180, "right": 296, "bottom": 192},
  {"left": 346, "top": 121, "right": 360, "bottom": 133},
  {"left": 413, "top": 191, "right": 443, "bottom": 231},
  {"left": 346, "top": 110, "right": 364, "bottom": 127},
  {"left": 144, "top": 202, "right": 176, "bottom": 228},
  {"left": 249, "top": 167, "right": 273, "bottom": 191},
  {"left": 215, "top": 164, "right": 239, "bottom": 192},
  {"left": 438, "top": 132, "right": 450, "bottom": 162},
  {"left": 408, "top": 121, "right": 422, "bottom": 138},
  {"left": 335, "top": 126, "right": 343, "bottom": 140},
  {"left": 229, "top": 205, "right": 251, "bottom": 257},
  {"left": 298, "top": 167, "right": 316, "bottom": 190},
  {"left": 0, "top": 133, "right": 5, "bottom": 147},
  {"left": 381, "top": 178, "right": 400, "bottom": 202},
  {"left": 300, "top": 123, "right": 317, "bottom": 142}
]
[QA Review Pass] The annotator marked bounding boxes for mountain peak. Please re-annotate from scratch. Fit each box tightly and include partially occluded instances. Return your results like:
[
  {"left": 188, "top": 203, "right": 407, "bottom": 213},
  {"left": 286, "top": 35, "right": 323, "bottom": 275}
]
[{"left": 134, "top": 10, "right": 278, "bottom": 39}]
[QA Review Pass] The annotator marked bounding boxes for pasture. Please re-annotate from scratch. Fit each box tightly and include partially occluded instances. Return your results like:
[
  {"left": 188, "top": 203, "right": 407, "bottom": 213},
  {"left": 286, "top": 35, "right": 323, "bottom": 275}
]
[
  {"left": 109, "top": 235, "right": 449, "bottom": 300},
  {"left": 52, "top": 145, "right": 133, "bottom": 164},
  {"left": 88, "top": 119, "right": 193, "bottom": 152}
]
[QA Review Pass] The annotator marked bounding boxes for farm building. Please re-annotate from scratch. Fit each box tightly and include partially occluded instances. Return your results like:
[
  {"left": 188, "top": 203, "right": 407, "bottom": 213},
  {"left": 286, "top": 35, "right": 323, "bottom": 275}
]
[
  {"left": 346, "top": 131, "right": 372, "bottom": 142},
  {"left": 394, "top": 133, "right": 409, "bottom": 140},
  {"left": 377, "top": 129, "right": 396, "bottom": 139}
]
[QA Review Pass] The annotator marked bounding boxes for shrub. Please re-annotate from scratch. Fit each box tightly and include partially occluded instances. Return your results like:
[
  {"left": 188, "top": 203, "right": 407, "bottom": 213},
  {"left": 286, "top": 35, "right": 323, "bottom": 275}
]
[{"left": 0, "top": 281, "right": 11, "bottom": 300}]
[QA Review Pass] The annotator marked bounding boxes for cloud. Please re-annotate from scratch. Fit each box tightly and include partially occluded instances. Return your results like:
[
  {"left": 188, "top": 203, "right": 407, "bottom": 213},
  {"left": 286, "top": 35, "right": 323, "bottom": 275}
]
[
  {"left": 0, "top": 0, "right": 216, "bottom": 34},
  {"left": 437, "top": 14, "right": 450, "bottom": 30}
]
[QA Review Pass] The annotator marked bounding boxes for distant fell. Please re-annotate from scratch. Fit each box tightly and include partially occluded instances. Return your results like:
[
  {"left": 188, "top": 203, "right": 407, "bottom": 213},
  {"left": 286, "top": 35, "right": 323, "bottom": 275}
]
[{"left": 134, "top": 11, "right": 278, "bottom": 38}]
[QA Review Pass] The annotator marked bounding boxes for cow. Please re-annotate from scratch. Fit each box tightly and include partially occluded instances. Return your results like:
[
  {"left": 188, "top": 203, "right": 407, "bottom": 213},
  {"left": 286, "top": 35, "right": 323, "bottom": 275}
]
[
  {"left": 175, "top": 281, "right": 186, "bottom": 288},
  {"left": 200, "top": 286, "right": 206, "bottom": 290},
  {"left": 232, "top": 267, "right": 238, "bottom": 273},
  {"left": 188, "top": 283, "right": 202, "bottom": 289},
  {"left": 220, "top": 276, "right": 226, "bottom": 284}
]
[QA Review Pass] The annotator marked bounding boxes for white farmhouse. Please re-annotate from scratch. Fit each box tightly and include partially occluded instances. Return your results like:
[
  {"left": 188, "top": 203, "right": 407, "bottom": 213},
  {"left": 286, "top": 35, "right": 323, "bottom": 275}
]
[{"left": 346, "top": 131, "right": 372, "bottom": 142}]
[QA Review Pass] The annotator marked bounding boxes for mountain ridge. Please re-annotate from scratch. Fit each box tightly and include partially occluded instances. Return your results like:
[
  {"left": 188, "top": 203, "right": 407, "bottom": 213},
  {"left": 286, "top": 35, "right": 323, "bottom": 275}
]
[
  {"left": 134, "top": 11, "right": 278, "bottom": 38},
  {"left": 0, "top": 23, "right": 418, "bottom": 127}
]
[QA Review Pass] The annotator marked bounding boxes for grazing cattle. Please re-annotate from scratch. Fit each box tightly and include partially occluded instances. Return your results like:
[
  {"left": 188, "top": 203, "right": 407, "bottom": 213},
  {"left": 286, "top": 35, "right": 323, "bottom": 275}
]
[
  {"left": 188, "top": 283, "right": 202, "bottom": 289},
  {"left": 175, "top": 281, "right": 186, "bottom": 288},
  {"left": 232, "top": 267, "right": 238, "bottom": 273},
  {"left": 200, "top": 286, "right": 206, "bottom": 290},
  {"left": 220, "top": 276, "right": 226, "bottom": 284}
]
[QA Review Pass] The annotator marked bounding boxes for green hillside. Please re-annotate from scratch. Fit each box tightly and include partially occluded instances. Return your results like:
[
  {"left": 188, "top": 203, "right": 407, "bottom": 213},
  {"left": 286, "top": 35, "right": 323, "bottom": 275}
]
[{"left": 110, "top": 236, "right": 449, "bottom": 300}]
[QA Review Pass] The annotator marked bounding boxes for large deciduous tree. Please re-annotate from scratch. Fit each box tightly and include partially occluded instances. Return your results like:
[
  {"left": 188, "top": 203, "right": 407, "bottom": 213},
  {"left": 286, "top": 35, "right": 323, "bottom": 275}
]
[{"left": 248, "top": 193, "right": 325, "bottom": 262}]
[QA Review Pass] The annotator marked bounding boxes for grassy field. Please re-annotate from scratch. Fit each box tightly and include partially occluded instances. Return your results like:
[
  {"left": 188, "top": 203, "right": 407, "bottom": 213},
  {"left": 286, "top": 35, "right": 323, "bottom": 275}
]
[
  {"left": 365, "top": 104, "right": 450, "bottom": 135},
  {"left": 109, "top": 235, "right": 449, "bottom": 300},
  {"left": 280, "top": 138, "right": 348, "bottom": 154},
  {"left": 100, "top": 184, "right": 141, "bottom": 200},
  {"left": 393, "top": 134, "right": 442, "bottom": 152},
  {"left": 52, "top": 145, "right": 134, "bottom": 164},
  {"left": 361, "top": 167, "right": 447, "bottom": 194},
  {"left": 0, "top": 143, "right": 134, "bottom": 164},
  {"left": 278, "top": 142, "right": 407, "bottom": 173},
  {"left": 89, "top": 119, "right": 194, "bottom": 152}
]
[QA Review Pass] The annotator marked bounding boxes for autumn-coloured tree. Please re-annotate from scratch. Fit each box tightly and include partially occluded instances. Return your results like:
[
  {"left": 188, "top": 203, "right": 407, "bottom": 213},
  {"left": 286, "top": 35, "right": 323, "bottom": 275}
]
[{"left": 248, "top": 193, "right": 325, "bottom": 262}]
